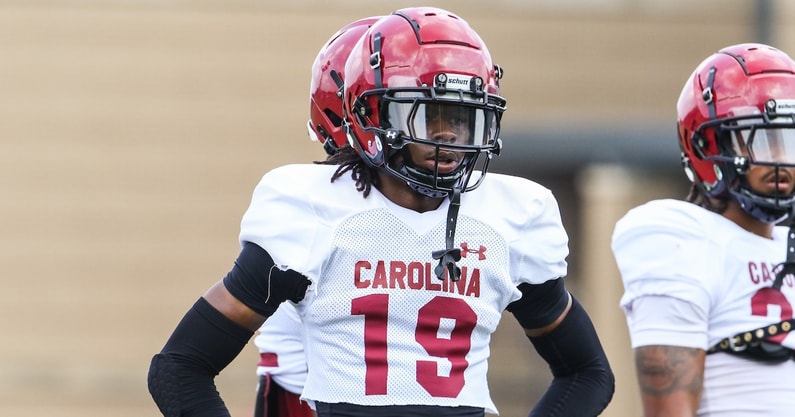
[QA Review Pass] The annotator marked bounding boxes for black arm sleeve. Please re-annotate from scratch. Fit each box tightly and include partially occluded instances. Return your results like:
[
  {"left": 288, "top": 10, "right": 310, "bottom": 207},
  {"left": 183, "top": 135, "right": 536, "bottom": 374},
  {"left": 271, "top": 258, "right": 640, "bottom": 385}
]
[
  {"left": 148, "top": 297, "right": 254, "bottom": 417},
  {"left": 506, "top": 279, "right": 569, "bottom": 329},
  {"left": 148, "top": 243, "right": 310, "bottom": 417},
  {"left": 524, "top": 296, "right": 615, "bottom": 417},
  {"left": 223, "top": 241, "right": 311, "bottom": 317}
]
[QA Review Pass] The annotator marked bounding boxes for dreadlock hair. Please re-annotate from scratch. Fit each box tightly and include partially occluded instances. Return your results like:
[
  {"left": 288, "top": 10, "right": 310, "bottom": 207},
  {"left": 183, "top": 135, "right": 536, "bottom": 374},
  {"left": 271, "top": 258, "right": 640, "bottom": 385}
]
[
  {"left": 686, "top": 183, "right": 728, "bottom": 214},
  {"left": 315, "top": 145, "right": 379, "bottom": 198}
]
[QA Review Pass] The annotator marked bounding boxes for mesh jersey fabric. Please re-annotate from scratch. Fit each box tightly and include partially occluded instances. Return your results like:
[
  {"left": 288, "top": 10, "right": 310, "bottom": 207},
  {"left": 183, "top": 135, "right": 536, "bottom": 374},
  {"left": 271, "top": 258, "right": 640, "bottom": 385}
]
[{"left": 239, "top": 164, "right": 569, "bottom": 414}]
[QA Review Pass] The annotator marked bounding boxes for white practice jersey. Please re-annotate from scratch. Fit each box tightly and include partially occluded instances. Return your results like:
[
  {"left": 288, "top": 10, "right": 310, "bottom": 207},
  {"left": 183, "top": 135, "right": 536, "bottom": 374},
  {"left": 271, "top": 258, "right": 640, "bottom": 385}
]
[
  {"left": 613, "top": 199, "right": 795, "bottom": 416},
  {"left": 239, "top": 164, "right": 569, "bottom": 414},
  {"left": 254, "top": 302, "right": 306, "bottom": 395}
]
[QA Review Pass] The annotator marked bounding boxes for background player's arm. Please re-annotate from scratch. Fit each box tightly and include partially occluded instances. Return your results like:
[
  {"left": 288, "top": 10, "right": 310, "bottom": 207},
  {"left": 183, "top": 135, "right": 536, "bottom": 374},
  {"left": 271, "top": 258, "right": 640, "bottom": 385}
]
[{"left": 634, "top": 345, "right": 704, "bottom": 417}]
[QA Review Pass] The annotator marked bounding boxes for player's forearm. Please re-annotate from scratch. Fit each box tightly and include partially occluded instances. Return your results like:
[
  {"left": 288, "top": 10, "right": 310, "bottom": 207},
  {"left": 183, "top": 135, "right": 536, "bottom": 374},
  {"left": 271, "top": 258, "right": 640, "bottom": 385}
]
[
  {"left": 640, "top": 395, "right": 699, "bottom": 417},
  {"left": 148, "top": 297, "right": 253, "bottom": 417},
  {"left": 635, "top": 345, "right": 704, "bottom": 417},
  {"left": 526, "top": 297, "right": 615, "bottom": 417},
  {"left": 530, "top": 368, "right": 615, "bottom": 417}
]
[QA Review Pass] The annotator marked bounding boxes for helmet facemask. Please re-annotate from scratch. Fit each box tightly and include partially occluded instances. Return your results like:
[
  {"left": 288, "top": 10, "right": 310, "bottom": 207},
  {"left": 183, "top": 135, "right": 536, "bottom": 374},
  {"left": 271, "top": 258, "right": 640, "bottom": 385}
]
[
  {"left": 352, "top": 73, "right": 505, "bottom": 198},
  {"left": 695, "top": 99, "right": 795, "bottom": 223}
]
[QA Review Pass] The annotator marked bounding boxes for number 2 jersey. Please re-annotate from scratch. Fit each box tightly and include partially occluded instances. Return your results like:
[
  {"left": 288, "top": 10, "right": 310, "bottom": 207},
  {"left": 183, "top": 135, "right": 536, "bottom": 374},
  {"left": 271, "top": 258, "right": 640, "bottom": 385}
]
[
  {"left": 613, "top": 199, "right": 795, "bottom": 416},
  {"left": 239, "top": 164, "right": 569, "bottom": 414}
]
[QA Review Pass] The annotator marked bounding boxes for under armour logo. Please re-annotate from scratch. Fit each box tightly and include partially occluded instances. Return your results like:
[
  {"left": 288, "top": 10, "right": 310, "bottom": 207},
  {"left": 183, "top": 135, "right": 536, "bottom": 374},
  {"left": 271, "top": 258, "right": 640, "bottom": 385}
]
[{"left": 459, "top": 242, "right": 486, "bottom": 260}]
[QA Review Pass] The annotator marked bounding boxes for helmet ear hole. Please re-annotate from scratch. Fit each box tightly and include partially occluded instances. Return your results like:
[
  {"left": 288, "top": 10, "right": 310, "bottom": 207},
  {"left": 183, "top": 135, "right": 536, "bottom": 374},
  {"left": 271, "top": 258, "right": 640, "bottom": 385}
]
[
  {"left": 353, "top": 97, "right": 371, "bottom": 117},
  {"left": 691, "top": 130, "right": 709, "bottom": 156},
  {"left": 324, "top": 109, "right": 344, "bottom": 129}
]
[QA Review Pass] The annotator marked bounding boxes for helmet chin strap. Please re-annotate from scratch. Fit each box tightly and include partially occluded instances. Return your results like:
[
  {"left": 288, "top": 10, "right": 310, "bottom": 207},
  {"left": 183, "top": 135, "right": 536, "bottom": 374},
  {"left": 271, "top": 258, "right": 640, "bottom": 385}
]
[
  {"left": 390, "top": 150, "right": 450, "bottom": 198},
  {"left": 732, "top": 167, "right": 795, "bottom": 224},
  {"left": 397, "top": 146, "right": 465, "bottom": 198},
  {"left": 432, "top": 187, "right": 462, "bottom": 281},
  {"left": 407, "top": 181, "right": 447, "bottom": 199}
]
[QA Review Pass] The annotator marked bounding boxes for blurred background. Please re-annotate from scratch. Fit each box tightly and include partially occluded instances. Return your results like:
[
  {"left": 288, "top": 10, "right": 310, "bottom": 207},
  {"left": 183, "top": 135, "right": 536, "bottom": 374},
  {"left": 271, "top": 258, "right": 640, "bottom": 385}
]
[{"left": 1, "top": 0, "right": 793, "bottom": 416}]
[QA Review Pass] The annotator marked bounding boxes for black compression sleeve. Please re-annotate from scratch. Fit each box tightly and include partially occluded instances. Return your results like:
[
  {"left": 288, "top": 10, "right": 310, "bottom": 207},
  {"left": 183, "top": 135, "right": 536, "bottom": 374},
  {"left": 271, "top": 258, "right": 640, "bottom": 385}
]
[
  {"left": 506, "top": 279, "right": 569, "bottom": 329},
  {"left": 148, "top": 297, "right": 254, "bottom": 417},
  {"left": 526, "top": 296, "right": 615, "bottom": 417},
  {"left": 223, "top": 241, "right": 311, "bottom": 317}
]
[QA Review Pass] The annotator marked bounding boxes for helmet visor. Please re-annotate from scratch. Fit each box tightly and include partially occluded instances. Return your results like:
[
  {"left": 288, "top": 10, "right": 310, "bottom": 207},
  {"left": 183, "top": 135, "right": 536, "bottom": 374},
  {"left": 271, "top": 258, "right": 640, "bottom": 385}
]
[
  {"left": 385, "top": 92, "right": 498, "bottom": 148},
  {"left": 731, "top": 122, "right": 795, "bottom": 165}
]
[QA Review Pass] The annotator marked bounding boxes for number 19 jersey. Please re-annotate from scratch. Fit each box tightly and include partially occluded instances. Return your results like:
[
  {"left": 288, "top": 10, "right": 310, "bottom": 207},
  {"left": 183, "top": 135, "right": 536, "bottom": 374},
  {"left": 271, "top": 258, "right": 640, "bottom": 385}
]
[{"left": 240, "top": 164, "right": 569, "bottom": 414}]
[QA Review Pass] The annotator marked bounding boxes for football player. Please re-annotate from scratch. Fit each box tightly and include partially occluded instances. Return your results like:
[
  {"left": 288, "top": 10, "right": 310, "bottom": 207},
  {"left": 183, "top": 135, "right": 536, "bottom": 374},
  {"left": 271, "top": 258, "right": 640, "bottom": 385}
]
[
  {"left": 148, "top": 7, "right": 614, "bottom": 417},
  {"left": 613, "top": 43, "right": 795, "bottom": 416},
  {"left": 252, "top": 16, "right": 381, "bottom": 417}
]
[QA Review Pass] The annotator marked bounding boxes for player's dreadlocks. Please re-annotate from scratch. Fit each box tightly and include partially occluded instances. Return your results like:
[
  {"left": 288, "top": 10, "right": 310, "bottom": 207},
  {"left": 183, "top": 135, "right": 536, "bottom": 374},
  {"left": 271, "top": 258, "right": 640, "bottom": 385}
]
[
  {"left": 315, "top": 145, "right": 379, "bottom": 198},
  {"left": 686, "top": 183, "right": 728, "bottom": 214}
]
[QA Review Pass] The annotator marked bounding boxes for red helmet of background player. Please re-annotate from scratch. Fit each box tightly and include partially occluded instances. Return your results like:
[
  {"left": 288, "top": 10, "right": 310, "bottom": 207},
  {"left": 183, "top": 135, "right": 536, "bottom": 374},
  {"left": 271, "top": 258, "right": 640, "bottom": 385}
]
[
  {"left": 342, "top": 7, "right": 506, "bottom": 198},
  {"left": 677, "top": 43, "right": 795, "bottom": 223},
  {"left": 308, "top": 16, "right": 382, "bottom": 155}
]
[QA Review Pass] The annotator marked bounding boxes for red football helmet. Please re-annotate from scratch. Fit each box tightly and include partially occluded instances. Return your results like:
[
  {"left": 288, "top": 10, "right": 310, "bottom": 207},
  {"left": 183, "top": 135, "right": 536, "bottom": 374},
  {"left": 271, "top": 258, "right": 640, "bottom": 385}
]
[
  {"left": 677, "top": 43, "right": 795, "bottom": 222},
  {"left": 343, "top": 7, "right": 506, "bottom": 197},
  {"left": 308, "top": 16, "right": 382, "bottom": 155}
]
